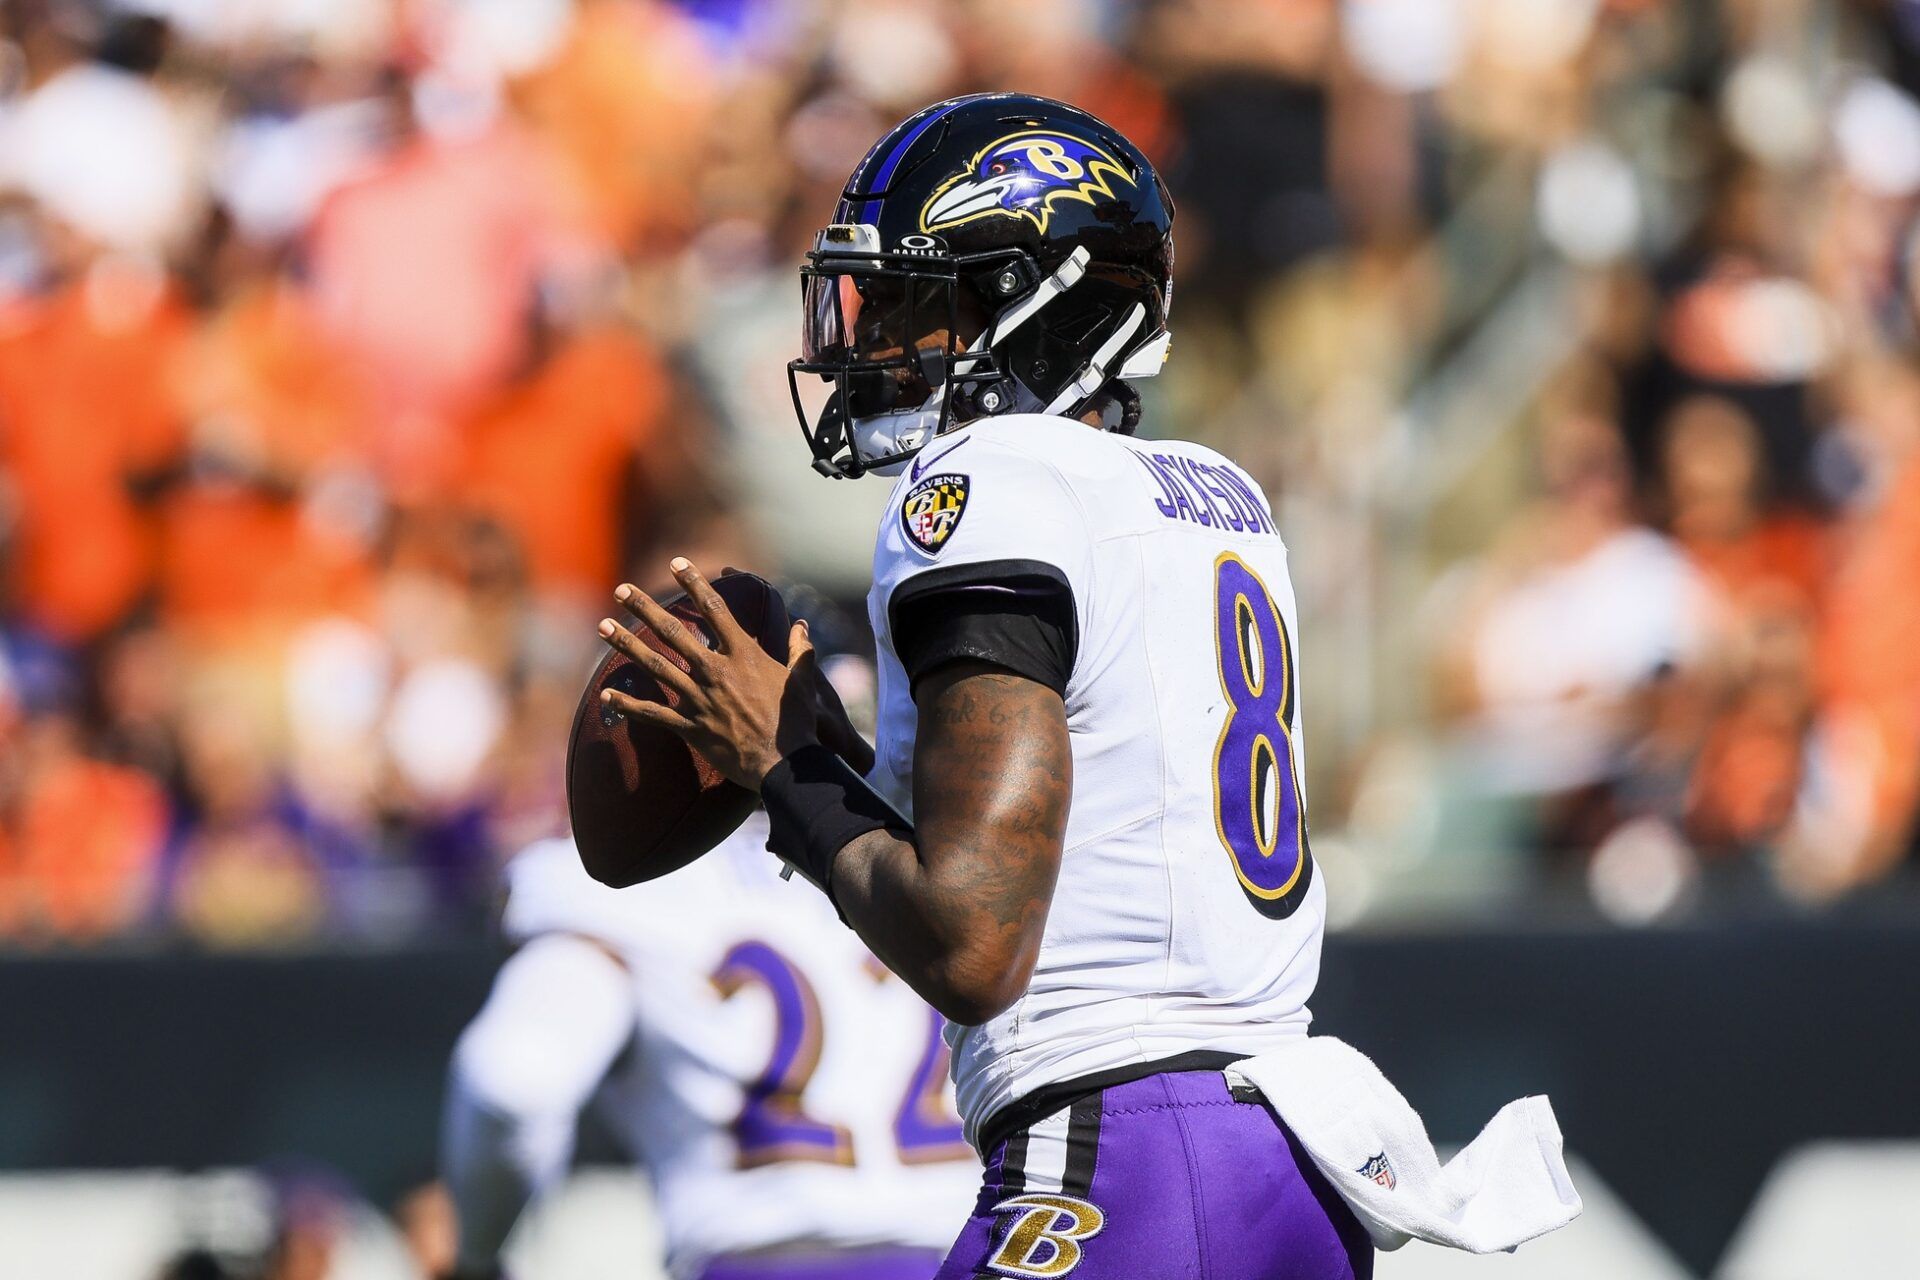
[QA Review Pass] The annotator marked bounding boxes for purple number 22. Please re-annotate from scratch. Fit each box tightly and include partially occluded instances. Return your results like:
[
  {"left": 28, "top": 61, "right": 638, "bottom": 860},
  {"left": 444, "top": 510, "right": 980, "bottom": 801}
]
[
  {"left": 1212, "top": 553, "right": 1314, "bottom": 919},
  {"left": 711, "top": 941, "right": 854, "bottom": 1168},
  {"left": 892, "top": 1006, "right": 970, "bottom": 1163},
  {"left": 711, "top": 942, "right": 968, "bottom": 1168}
]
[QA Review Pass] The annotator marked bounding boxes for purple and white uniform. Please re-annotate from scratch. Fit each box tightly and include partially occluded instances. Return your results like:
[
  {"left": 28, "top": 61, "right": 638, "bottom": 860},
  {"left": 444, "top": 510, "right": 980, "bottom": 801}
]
[
  {"left": 867, "top": 415, "right": 1370, "bottom": 1278},
  {"left": 445, "top": 818, "right": 979, "bottom": 1280}
]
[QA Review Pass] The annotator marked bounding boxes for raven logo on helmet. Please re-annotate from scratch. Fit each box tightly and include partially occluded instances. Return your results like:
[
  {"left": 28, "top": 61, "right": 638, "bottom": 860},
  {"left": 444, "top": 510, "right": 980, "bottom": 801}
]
[{"left": 920, "top": 131, "right": 1135, "bottom": 235}]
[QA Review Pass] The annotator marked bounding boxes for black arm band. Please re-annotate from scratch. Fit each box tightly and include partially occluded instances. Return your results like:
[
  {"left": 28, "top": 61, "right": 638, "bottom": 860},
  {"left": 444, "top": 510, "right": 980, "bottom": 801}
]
[
  {"left": 891, "top": 559, "right": 1078, "bottom": 698},
  {"left": 760, "top": 744, "right": 913, "bottom": 909}
]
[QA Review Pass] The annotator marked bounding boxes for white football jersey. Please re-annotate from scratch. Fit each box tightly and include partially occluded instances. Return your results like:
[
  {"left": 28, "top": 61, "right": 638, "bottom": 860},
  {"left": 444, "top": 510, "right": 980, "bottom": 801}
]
[
  {"left": 502, "top": 818, "right": 979, "bottom": 1276},
  {"left": 868, "top": 414, "right": 1325, "bottom": 1145}
]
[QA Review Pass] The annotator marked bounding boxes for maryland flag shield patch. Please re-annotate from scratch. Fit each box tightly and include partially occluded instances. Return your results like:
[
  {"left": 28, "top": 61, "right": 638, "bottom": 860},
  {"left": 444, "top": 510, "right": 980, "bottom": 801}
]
[{"left": 901, "top": 472, "right": 970, "bottom": 554}]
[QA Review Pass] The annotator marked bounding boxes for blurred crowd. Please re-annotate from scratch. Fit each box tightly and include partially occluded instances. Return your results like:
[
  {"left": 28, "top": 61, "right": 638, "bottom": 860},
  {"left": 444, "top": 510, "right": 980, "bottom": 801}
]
[
  {"left": 2, "top": 0, "right": 1919, "bottom": 949},
  {"left": 1382, "top": 0, "right": 1920, "bottom": 920}
]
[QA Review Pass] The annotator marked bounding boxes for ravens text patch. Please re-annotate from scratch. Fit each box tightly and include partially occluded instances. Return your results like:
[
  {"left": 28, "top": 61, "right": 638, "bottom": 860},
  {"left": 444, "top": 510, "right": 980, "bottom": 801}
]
[{"left": 901, "top": 472, "right": 970, "bottom": 554}]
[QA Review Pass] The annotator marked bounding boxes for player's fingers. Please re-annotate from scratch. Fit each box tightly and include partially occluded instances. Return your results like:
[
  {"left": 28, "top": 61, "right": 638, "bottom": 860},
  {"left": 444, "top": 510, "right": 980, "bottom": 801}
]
[
  {"left": 669, "top": 557, "right": 749, "bottom": 652},
  {"left": 785, "top": 618, "right": 814, "bottom": 672},
  {"left": 597, "top": 618, "right": 699, "bottom": 702},
  {"left": 600, "top": 687, "right": 695, "bottom": 736},
  {"left": 613, "top": 584, "right": 711, "bottom": 670}
]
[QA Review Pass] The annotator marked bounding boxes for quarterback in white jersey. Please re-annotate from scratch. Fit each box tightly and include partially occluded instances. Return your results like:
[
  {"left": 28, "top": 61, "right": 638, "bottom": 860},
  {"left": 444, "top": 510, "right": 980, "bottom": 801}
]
[
  {"left": 440, "top": 814, "right": 979, "bottom": 1280},
  {"left": 596, "top": 94, "right": 1373, "bottom": 1278},
  {"left": 866, "top": 415, "right": 1322, "bottom": 1142}
]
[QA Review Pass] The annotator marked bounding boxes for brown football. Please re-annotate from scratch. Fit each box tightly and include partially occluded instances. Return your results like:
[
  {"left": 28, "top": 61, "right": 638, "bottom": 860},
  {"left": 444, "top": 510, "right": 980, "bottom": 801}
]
[{"left": 567, "top": 571, "right": 789, "bottom": 887}]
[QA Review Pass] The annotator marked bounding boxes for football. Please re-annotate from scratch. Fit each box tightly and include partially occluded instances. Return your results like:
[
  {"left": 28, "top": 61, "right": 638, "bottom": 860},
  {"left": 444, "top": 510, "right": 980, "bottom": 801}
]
[{"left": 567, "top": 571, "right": 790, "bottom": 887}]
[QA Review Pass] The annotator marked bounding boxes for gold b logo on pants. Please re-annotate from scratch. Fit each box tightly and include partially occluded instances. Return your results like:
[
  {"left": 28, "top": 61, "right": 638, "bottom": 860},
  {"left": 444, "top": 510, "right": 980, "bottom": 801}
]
[{"left": 986, "top": 1193, "right": 1105, "bottom": 1277}]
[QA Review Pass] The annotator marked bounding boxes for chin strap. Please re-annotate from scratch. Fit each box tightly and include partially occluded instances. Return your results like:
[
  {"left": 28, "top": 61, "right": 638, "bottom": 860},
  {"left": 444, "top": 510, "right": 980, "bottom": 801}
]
[
  {"left": 987, "top": 247, "right": 1091, "bottom": 346},
  {"left": 1110, "top": 380, "right": 1144, "bottom": 435},
  {"left": 810, "top": 396, "right": 852, "bottom": 477}
]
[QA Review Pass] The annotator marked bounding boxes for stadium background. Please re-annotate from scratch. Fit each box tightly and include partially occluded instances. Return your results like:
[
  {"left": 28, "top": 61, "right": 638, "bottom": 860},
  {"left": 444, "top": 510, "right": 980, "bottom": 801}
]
[{"left": 1, "top": 0, "right": 1917, "bottom": 1276}]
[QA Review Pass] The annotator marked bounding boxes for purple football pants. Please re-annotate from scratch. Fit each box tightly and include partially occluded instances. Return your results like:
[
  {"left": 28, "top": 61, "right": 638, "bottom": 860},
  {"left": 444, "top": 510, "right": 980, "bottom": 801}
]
[{"left": 934, "top": 1069, "right": 1373, "bottom": 1280}]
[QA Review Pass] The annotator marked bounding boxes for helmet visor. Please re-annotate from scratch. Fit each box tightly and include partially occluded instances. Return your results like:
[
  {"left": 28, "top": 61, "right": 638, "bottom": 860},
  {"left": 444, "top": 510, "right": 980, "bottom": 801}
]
[{"left": 801, "top": 270, "right": 949, "bottom": 368}]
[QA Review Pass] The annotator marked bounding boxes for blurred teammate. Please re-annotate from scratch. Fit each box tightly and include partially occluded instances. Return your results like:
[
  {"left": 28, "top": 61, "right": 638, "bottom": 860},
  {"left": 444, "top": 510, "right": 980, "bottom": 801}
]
[{"left": 440, "top": 811, "right": 978, "bottom": 1280}]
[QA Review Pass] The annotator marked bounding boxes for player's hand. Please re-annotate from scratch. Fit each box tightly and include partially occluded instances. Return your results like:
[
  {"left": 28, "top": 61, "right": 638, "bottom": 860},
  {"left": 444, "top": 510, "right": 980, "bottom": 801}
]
[
  {"left": 716, "top": 563, "right": 871, "bottom": 775},
  {"left": 597, "top": 558, "right": 820, "bottom": 790},
  {"left": 806, "top": 659, "right": 876, "bottom": 776}
]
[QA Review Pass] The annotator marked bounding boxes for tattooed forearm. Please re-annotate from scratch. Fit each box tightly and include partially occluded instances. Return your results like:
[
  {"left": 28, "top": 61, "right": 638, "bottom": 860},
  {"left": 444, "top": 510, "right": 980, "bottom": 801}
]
[
  {"left": 830, "top": 660, "right": 1070, "bottom": 1025},
  {"left": 929, "top": 691, "right": 980, "bottom": 727}
]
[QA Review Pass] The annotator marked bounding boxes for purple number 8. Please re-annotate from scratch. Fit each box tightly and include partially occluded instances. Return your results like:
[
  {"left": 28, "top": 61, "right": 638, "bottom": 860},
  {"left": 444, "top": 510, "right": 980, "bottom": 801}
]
[{"left": 1212, "top": 554, "right": 1314, "bottom": 919}]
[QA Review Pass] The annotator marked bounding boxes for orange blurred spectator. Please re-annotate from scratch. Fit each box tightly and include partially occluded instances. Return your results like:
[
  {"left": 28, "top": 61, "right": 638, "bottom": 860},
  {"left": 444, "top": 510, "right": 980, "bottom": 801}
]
[
  {"left": 3, "top": 715, "right": 169, "bottom": 941},
  {"left": 1808, "top": 454, "right": 1920, "bottom": 890},
  {"left": 509, "top": 0, "right": 716, "bottom": 252},
  {"left": 179, "top": 268, "right": 375, "bottom": 477},
  {"left": 1658, "top": 395, "right": 1827, "bottom": 618},
  {"left": 155, "top": 275, "right": 377, "bottom": 641},
  {"left": 0, "top": 260, "right": 189, "bottom": 640},
  {"left": 1655, "top": 396, "right": 1825, "bottom": 853},
  {"left": 1686, "top": 609, "right": 1815, "bottom": 852},
  {"left": 305, "top": 111, "right": 561, "bottom": 494},
  {"left": 455, "top": 321, "right": 668, "bottom": 602},
  {"left": 154, "top": 489, "right": 374, "bottom": 645},
  {"left": 0, "top": 825, "right": 16, "bottom": 938}
]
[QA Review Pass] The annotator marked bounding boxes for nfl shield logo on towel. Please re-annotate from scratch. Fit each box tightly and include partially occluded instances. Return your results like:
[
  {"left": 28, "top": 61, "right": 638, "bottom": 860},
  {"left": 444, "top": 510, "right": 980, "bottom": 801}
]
[
  {"left": 901, "top": 473, "right": 970, "bottom": 554},
  {"left": 1358, "top": 1152, "right": 1397, "bottom": 1190}
]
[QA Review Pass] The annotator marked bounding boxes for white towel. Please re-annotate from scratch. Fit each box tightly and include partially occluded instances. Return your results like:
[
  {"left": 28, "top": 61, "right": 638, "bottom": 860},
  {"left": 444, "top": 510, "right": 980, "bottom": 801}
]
[{"left": 1226, "top": 1037, "right": 1582, "bottom": 1254}]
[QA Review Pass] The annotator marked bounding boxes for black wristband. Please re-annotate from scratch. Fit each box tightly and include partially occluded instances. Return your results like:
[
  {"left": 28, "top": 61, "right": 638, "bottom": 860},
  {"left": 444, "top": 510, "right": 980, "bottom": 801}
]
[{"left": 760, "top": 744, "right": 913, "bottom": 908}]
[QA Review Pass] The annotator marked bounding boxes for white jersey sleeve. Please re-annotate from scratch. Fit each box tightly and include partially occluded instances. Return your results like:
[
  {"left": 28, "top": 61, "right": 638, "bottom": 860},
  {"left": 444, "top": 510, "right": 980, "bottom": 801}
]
[
  {"left": 867, "top": 426, "right": 1097, "bottom": 812},
  {"left": 875, "top": 429, "right": 1094, "bottom": 633}
]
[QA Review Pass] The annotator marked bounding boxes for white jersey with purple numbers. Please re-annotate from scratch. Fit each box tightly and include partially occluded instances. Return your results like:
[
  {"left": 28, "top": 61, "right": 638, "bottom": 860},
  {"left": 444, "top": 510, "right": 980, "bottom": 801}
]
[
  {"left": 867, "top": 414, "right": 1325, "bottom": 1146},
  {"left": 501, "top": 818, "right": 978, "bottom": 1275}
]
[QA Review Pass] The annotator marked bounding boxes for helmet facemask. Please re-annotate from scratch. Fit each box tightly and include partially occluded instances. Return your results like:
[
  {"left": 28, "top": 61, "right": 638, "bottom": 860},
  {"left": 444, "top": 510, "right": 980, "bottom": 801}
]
[
  {"left": 788, "top": 225, "right": 1012, "bottom": 479},
  {"left": 788, "top": 226, "right": 1172, "bottom": 479}
]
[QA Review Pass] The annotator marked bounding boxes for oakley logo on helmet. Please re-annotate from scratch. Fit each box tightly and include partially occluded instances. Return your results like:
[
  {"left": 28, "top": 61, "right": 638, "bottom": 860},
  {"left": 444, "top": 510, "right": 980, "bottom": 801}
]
[
  {"left": 920, "top": 131, "right": 1135, "bottom": 235},
  {"left": 895, "top": 233, "right": 946, "bottom": 257}
]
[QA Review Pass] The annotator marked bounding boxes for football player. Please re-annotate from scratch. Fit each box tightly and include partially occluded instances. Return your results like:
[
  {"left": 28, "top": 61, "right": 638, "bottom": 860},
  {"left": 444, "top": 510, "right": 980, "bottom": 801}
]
[
  {"left": 595, "top": 94, "right": 1373, "bottom": 1278},
  {"left": 440, "top": 811, "right": 979, "bottom": 1280}
]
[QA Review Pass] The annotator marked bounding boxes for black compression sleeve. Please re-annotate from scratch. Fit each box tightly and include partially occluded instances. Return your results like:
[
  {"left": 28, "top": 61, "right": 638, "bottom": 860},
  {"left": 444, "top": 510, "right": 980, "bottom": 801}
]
[
  {"left": 760, "top": 745, "right": 913, "bottom": 910},
  {"left": 889, "top": 559, "right": 1078, "bottom": 696}
]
